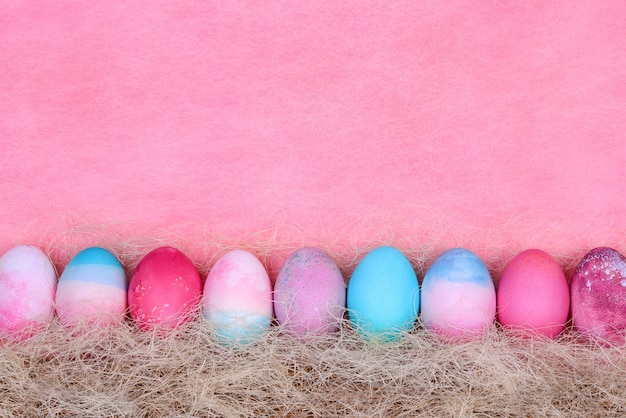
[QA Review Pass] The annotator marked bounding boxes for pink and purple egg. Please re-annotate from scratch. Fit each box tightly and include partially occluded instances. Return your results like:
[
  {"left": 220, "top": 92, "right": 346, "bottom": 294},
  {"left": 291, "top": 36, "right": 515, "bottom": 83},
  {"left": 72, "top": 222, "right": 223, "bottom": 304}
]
[
  {"left": 202, "top": 250, "right": 273, "bottom": 346},
  {"left": 55, "top": 247, "right": 127, "bottom": 328},
  {"left": 571, "top": 247, "right": 626, "bottom": 344},
  {"left": 274, "top": 247, "right": 346, "bottom": 337}
]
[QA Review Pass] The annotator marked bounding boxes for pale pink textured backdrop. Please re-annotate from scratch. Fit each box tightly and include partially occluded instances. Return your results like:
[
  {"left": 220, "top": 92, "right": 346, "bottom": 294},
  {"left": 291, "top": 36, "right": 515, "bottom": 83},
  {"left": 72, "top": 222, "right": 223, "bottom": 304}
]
[{"left": 1, "top": 2, "right": 624, "bottom": 266}]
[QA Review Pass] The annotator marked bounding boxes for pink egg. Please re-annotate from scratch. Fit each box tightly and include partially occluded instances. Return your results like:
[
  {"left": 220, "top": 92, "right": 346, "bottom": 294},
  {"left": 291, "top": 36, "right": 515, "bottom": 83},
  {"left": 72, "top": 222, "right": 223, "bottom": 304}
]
[
  {"left": 0, "top": 245, "right": 57, "bottom": 341},
  {"left": 128, "top": 246, "right": 202, "bottom": 332},
  {"left": 274, "top": 247, "right": 346, "bottom": 337},
  {"left": 497, "top": 249, "right": 569, "bottom": 338},
  {"left": 571, "top": 247, "right": 626, "bottom": 344},
  {"left": 202, "top": 250, "right": 273, "bottom": 345}
]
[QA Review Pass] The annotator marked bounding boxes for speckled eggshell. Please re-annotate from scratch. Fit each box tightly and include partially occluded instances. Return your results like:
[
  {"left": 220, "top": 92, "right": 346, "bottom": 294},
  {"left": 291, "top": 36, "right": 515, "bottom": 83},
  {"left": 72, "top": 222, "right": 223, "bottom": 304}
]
[
  {"left": 56, "top": 247, "right": 127, "bottom": 328},
  {"left": 128, "top": 246, "right": 202, "bottom": 332},
  {"left": 347, "top": 246, "right": 419, "bottom": 342},
  {"left": 571, "top": 247, "right": 626, "bottom": 344},
  {"left": 0, "top": 245, "right": 57, "bottom": 341},
  {"left": 202, "top": 250, "right": 273, "bottom": 346},
  {"left": 421, "top": 248, "right": 495, "bottom": 339},
  {"left": 497, "top": 249, "right": 569, "bottom": 338},
  {"left": 274, "top": 247, "right": 346, "bottom": 337}
]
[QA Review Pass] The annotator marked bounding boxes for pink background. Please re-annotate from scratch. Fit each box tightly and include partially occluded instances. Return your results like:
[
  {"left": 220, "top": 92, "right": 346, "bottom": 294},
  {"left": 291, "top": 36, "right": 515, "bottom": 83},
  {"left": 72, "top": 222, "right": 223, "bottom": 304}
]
[{"left": 1, "top": 2, "right": 624, "bottom": 271}]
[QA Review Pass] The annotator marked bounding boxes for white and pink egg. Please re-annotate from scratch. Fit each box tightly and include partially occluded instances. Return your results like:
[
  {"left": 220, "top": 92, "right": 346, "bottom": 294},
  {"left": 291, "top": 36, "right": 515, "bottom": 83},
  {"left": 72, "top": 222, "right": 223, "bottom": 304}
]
[
  {"left": 0, "top": 245, "right": 56, "bottom": 341},
  {"left": 202, "top": 249, "right": 273, "bottom": 346}
]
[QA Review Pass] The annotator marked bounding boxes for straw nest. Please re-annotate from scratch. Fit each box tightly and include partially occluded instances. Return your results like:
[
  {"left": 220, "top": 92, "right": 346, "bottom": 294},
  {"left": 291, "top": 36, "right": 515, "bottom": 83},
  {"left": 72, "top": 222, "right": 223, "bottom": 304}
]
[{"left": 1, "top": 231, "right": 625, "bottom": 417}]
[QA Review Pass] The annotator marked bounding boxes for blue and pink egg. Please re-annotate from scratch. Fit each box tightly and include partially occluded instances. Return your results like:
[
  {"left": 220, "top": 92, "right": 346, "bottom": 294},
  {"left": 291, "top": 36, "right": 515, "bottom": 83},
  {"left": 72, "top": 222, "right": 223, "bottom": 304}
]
[
  {"left": 421, "top": 248, "right": 496, "bottom": 339},
  {"left": 56, "top": 247, "right": 127, "bottom": 328},
  {"left": 202, "top": 249, "right": 273, "bottom": 346}
]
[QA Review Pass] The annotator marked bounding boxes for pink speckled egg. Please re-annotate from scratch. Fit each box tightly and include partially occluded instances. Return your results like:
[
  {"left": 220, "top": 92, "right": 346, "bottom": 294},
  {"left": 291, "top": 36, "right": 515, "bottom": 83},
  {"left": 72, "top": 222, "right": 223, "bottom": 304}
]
[
  {"left": 128, "top": 247, "right": 202, "bottom": 332},
  {"left": 0, "top": 245, "right": 57, "bottom": 341},
  {"left": 571, "top": 247, "right": 626, "bottom": 344},
  {"left": 273, "top": 247, "right": 346, "bottom": 337},
  {"left": 497, "top": 249, "right": 569, "bottom": 338},
  {"left": 202, "top": 250, "right": 273, "bottom": 346}
]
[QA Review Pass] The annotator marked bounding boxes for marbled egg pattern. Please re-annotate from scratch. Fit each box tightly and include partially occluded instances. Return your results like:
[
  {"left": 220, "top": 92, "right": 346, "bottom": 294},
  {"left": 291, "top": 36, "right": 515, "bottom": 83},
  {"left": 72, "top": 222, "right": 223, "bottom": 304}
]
[
  {"left": 571, "top": 247, "right": 626, "bottom": 343},
  {"left": 202, "top": 250, "right": 273, "bottom": 345},
  {"left": 0, "top": 245, "right": 57, "bottom": 340}
]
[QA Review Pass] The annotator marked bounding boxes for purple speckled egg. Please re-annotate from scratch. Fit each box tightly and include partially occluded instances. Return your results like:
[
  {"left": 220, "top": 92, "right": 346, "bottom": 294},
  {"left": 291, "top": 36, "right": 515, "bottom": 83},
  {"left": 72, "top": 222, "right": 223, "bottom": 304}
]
[
  {"left": 571, "top": 247, "right": 626, "bottom": 344},
  {"left": 273, "top": 247, "right": 346, "bottom": 337}
]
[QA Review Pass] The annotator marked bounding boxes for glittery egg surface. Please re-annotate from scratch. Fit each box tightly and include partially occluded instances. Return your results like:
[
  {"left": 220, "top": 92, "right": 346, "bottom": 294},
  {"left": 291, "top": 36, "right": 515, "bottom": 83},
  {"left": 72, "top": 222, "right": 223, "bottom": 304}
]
[
  {"left": 571, "top": 247, "right": 626, "bottom": 343},
  {"left": 274, "top": 247, "right": 346, "bottom": 337},
  {"left": 421, "top": 248, "right": 495, "bottom": 339},
  {"left": 347, "top": 246, "right": 419, "bottom": 342},
  {"left": 202, "top": 250, "right": 273, "bottom": 346},
  {"left": 497, "top": 249, "right": 569, "bottom": 338},
  {"left": 56, "top": 247, "right": 127, "bottom": 328},
  {"left": 128, "top": 246, "right": 202, "bottom": 332},
  {"left": 0, "top": 245, "right": 57, "bottom": 340}
]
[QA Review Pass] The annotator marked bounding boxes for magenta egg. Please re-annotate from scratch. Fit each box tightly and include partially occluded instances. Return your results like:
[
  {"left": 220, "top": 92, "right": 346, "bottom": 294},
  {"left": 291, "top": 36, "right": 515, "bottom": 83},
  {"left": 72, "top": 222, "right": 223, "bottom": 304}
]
[
  {"left": 274, "top": 247, "right": 346, "bottom": 337},
  {"left": 497, "top": 249, "right": 569, "bottom": 338},
  {"left": 128, "top": 247, "right": 202, "bottom": 332}
]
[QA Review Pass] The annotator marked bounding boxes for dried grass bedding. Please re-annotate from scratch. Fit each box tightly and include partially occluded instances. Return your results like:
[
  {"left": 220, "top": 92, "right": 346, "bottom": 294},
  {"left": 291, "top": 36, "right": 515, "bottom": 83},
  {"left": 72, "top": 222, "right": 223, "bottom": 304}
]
[{"left": 1, "top": 238, "right": 625, "bottom": 417}]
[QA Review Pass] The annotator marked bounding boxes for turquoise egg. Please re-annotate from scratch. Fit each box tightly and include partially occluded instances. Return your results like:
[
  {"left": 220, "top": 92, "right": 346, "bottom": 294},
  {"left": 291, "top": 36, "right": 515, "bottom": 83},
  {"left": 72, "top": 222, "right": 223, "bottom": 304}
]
[{"left": 347, "top": 246, "right": 420, "bottom": 342}]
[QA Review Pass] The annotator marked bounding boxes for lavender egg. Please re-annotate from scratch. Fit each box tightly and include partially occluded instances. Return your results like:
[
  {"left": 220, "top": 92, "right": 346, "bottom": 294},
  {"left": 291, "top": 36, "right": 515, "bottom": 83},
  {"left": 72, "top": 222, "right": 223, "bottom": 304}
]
[{"left": 274, "top": 247, "right": 346, "bottom": 337}]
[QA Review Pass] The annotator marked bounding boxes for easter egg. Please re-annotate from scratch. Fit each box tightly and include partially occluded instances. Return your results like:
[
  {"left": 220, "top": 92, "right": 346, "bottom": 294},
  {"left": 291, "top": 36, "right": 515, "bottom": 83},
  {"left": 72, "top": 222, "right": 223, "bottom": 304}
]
[
  {"left": 0, "top": 245, "right": 57, "bottom": 340},
  {"left": 55, "top": 247, "right": 127, "bottom": 328},
  {"left": 274, "top": 247, "right": 346, "bottom": 337},
  {"left": 421, "top": 248, "right": 495, "bottom": 339},
  {"left": 128, "top": 246, "right": 202, "bottom": 332},
  {"left": 571, "top": 247, "right": 626, "bottom": 343},
  {"left": 347, "top": 246, "right": 419, "bottom": 342},
  {"left": 497, "top": 249, "right": 569, "bottom": 338},
  {"left": 202, "top": 250, "right": 273, "bottom": 346}
]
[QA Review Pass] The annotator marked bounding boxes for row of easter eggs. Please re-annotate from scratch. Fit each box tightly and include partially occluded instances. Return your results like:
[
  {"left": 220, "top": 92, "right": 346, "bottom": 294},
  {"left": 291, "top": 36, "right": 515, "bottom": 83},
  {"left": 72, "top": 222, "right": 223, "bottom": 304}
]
[{"left": 0, "top": 244, "right": 624, "bottom": 345}]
